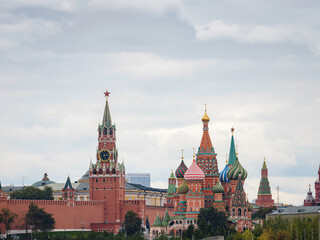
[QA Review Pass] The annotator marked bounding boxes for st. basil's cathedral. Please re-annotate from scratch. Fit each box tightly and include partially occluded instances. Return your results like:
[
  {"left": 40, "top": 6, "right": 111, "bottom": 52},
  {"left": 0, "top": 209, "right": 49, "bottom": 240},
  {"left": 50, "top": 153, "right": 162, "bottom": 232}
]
[{"left": 151, "top": 109, "right": 253, "bottom": 237}]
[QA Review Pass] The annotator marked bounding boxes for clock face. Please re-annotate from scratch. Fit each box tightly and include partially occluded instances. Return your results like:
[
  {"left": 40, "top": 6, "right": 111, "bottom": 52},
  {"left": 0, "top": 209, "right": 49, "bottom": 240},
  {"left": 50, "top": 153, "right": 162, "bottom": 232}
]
[{"left": 99, "top": 149, "right": 111, "bottom": 162}]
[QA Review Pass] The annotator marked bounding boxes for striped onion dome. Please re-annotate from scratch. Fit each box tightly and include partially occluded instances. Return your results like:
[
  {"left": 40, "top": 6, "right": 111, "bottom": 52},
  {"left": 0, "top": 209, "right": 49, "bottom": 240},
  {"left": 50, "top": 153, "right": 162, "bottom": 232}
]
[
  {"left": 219, "top": 164, "right": 230, "bottom": 183},
  {"left": 177, "top": 180, "right": 189, "bottom": 194},
  {"left": 212, "top": 181, "right": 224, "bottom": 193},
  {"left": 175, "top": 160, "right": 188, "bottom": 178},
  {"left": 227, "top": 158, "right": 248, "bottom": 180},
  {"left": 184, "top": 159, "right": 205, "bottom": 181}
]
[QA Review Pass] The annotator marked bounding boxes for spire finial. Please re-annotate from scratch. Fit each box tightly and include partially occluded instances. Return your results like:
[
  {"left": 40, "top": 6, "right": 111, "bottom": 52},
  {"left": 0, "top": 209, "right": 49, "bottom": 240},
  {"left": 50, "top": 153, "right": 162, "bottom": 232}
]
[
  {"left": 226, "top": 154, "right": 228, "bottom": 165},
  {"left": 205, "top": 103, "right": 207, "bottom": 112},
  {"left": 181, "top": 149, "right": 184, "bottom": 160},
  {"left": 309, "top": 184, "right": 311, "bottom": 189},
  {"left": 193, "top": 147, "right": 195, "bottom": 161},
  {"left": 202, "top": 104, "right": 210, "bottom": 122},
  {"left": 104, "top": 90, "right": 110, "bottom": 101},
  {"left": 231, "top": 127, "right": 235, "bottom": 135},
  {"left": 236, "top": 144, "right": 238, "bottom": 158}
]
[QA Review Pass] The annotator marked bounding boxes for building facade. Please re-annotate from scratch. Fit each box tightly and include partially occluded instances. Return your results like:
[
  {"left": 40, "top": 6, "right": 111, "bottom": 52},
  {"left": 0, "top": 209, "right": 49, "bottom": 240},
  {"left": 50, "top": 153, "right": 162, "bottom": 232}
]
[
  {"left": 0, "top": 92, "right": 170, "bottom": 234},
  {"left": 255, "top": 159, "right": 274, "bottom": 208},
  {"left": 151, "top": 110, "right": 252, "bottom": 238},
  {"left": 304, "top": 165, "right": 320, "bottom": 206}
]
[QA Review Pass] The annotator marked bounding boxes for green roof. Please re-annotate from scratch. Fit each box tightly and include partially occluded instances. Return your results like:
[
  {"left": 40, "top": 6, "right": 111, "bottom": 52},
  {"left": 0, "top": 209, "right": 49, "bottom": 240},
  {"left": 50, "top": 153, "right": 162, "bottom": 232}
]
[
  {"left": 153, "top": 213, "right": 162, "bottom": 227},
  {"left": 169, "top": 171, "right": 175, "bottom": 179},
  {"left": 228, "top": 135, "right": 236, "bottom": 165}
]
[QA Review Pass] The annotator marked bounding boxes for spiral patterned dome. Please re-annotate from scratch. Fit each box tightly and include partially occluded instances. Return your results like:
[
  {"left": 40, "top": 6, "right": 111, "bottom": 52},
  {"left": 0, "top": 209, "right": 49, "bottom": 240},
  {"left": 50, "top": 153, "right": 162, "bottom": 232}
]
[
  {"left": 219, "top": 164, "right": 230, "bottom": 183},
  {"left": 212, "top": 181, "right": 224, "bottom": 193},
  {"left": 227, "top": 158, "right": 248, "bottom": 180},
  {"left": 184, "top": 159, "right": 205, "bottom": 181},
  {"left": 175, "top": 160, "right": 188, "bottom": 178},
  {"left": 177, "top": 180, "right": 189, "bottom": 194}
]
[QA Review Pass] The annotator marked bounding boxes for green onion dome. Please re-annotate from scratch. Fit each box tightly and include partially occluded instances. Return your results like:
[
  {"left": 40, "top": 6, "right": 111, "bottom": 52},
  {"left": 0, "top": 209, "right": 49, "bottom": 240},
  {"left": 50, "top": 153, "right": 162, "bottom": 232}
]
[
  {"left": 177, "top": 180, "right": 189, "bottom": 194},
  {"left": 227, "top": 158, "right": 248, "bottom": 180},
  {"left": 212, "top": 181, "right": 224, "bottom": 194}
]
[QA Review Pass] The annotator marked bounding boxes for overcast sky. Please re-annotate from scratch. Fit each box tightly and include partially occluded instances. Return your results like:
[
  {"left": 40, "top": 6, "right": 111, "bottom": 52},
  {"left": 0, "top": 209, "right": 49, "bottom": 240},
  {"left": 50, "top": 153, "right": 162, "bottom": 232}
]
[{"left": 1, "top": 0, "right": 320, "bottom": 206}]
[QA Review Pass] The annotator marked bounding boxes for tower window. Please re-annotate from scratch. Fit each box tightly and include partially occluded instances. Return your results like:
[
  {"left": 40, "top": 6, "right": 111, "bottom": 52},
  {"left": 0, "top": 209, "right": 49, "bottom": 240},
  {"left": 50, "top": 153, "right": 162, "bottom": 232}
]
[{"left": 96, "top": 179, "right": 98, "bottom": 183}]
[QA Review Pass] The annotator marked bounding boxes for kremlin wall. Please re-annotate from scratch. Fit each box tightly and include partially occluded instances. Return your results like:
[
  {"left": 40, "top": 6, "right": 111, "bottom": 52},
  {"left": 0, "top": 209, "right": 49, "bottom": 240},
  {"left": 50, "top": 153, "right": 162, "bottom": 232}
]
[{"left": 1, "top": 90, "right": 319, "bottom": 236}]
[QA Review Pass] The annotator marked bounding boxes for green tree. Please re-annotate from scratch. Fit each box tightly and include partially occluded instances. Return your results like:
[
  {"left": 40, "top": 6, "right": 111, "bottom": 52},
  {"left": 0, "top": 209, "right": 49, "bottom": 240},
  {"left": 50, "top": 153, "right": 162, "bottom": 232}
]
[
  {"left": 257, "top": 229, "right": 275, "bottom": 240},
  {"left": 252, "top": 225, "right": 263, "bottom": 238},
  {"left": 25, "top": 203, "right": 55, "bottom": 239},
  {"left": 0, "top": 208, "right": 18, "bottom": 235},
  {"left": 242, "top": 229, "right": 254, "bottom": 240},
  {"left": 252, "top": 207, "right": 276, "bottom": 219},
  {"left": 10, "top": 186, "right": 53, "bottom": 200},
  {"left": 183, "top": 224, "right": 195, "bottom": 239},
  {"left": 197, "top": 207, "right": 227, "bottom": 238},
  {"left": 123, "top": 210, "right": 142, "bottom": 237},
  {"left": 275, "top": 230, "right": 291, "bottom": 240}
]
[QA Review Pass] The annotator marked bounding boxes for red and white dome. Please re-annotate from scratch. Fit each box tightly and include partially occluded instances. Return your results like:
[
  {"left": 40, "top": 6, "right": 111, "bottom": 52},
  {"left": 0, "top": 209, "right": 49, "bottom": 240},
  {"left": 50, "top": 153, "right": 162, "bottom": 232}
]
[{"left": 184, "top": 159, "right": 205, "bottom": 181}]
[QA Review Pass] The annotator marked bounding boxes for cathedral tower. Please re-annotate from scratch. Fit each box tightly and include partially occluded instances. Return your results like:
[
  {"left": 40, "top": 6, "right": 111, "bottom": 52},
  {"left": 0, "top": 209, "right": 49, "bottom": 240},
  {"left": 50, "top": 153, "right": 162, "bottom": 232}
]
[
  {"left": 196, "top": 107, "right": 218, "bottom": 206},
  {"left": 89, "top": 91, "right": 125, "bottom": 224},
  {"left": 255, "top": 158, "right": 274, "bottom": 208},
  {"left": 315, "top": 165, "right": 320, "bottom": 204}
]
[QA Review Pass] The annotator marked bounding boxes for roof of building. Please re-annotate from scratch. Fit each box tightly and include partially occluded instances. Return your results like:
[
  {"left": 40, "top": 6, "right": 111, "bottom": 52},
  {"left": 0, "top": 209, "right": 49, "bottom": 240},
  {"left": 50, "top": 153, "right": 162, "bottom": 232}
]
[
  {"left": 228, "top": 134, "right": 237, "bottom": 165},
  {"left": 227, "top": 157, "right": 248, "bottom": 180},
  {"left": 153, "top": 213, "right": 162, "bottom": 227},
  {"left": 2, "top": 186, "right": 24, "bottom": 192},
  {"left": 268, "top": 206, "right": 320, "bottom": 216},
  {"left": 125, "top": 183, "right": 167, "bottom": 193},
  {"left": 184, "top": 158, "right": 205, "bottom": 181},
  {"left": 219, "top": 163, "right": 230, "bottom": 183},
  {"left": 177, "top": 180, "right": 189, "bottom": 194},
  {"left": 175, "top": 160, "right": 188, "bottom": 178},
  {"left": 212, "top": 181, "right": 224, "bottom": 194},
  {"left": 64, "top": 176, "right": 73, "bottom": 190},
  {"left": 201, "top": 109, "right": 210, "bottom": 122}
]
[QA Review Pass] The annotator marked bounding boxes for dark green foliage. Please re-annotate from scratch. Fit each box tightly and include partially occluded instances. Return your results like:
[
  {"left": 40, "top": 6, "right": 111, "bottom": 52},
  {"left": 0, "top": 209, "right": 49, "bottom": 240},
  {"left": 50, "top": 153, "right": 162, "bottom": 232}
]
[
  {"left": 197, "top": 207, "right": 227, "bottom": 238},
  {"left": 10, "top": 186, "right": 54, "bottom": 200},
  {"left": 0, "top": 208, "right": 18, "bottom": 234},
  {"left": 275, "top": 230, "right": 291, "bottom": 240},
  {"left": 252, "top": 206, "right": 276, "bottom": 219},
  {"left": 25, "top": 203, "right": 55, "bottom": 236},
  {"left": 252, "top": 224, "right": 263, "bottom": 237},
  {"left": 145, "top": 216, "right": 150, "bottom": 232},
  {"left": 122, "top": 210, "right": 142, "bottom": 237}
]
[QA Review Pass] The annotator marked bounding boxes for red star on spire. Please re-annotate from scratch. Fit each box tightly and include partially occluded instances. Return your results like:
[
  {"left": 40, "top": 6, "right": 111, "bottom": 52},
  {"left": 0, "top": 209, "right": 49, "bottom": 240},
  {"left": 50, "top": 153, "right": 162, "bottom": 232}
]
[
  {"left": 104, "top": 91, "right": 110, "bottom": 97},
  {"left": 231, "top": 127, "right": 235, "bottom": 133}
]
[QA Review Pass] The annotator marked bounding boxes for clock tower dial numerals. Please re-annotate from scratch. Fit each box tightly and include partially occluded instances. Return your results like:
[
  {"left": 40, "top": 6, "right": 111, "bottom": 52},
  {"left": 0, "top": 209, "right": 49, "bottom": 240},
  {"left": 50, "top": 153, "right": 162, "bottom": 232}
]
[{"left": 99, "top": 149, "right": 111, "bottom": 162}]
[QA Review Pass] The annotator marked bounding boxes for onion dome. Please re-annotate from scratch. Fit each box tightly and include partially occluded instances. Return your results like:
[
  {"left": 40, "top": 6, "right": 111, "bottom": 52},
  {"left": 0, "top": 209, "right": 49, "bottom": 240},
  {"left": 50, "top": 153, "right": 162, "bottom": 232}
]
[
  {"left": 227, "top": 158, "right": 248, "bottom": 180},
  {"left": 202, "top": 109, "right": 210, "bottom": 122},
  {"left": 219, "top": 162, "right": 230, "bottom": 183},
  {"left": 175, "top": 160, "right": 188, "bottom": 178},
  {"left": 212, "top": 181, "right": 224, "bottom": 193},
  {"left": 184, "top": 158, "right": 205, "bottom": 181},
  {"left": 177, "top": 180, "right": 189, "bottom": 194}
]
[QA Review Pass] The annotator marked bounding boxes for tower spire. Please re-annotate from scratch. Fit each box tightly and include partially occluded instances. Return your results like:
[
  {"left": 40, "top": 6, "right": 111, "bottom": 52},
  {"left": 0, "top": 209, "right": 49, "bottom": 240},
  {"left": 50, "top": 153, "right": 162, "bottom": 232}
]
[
  {"left": 102, "top": 90, "right": 112, "bottom": 127},
  {"left": 228, "top": 128, "right": 236, "bottom": 165},
  {"left": 199, "top": 106, "right": 213, "bottom": 153}
]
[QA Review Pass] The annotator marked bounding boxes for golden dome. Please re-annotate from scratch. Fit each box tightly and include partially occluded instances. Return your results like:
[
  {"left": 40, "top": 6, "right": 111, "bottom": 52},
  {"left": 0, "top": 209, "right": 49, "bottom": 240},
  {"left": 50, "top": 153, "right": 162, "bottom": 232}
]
[{"left": 202, "top": 109, "right": 210, "bottom": 122}]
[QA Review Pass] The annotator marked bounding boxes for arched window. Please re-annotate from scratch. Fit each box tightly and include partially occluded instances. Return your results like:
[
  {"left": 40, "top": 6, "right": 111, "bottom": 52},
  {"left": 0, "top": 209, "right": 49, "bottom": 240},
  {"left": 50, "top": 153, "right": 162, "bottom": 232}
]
[
  {"left": 99, "top": 168, "right": 103, "bottom": 174},
  {"left": 112, "top": 168, "right": 116, "bottom": 174},
  {"left": 238, "top": 208, "right": 242, "bottom": 216},
  {"left": 103, "top": 128, "right": 108, "bottom": 135},
  {"left": 106, "top": 169, "right": 110, "bottom": 174},
  {"left": 232, "top": 208, "right": 235, "bottom": 216},
  {"left": 109, "top": 127, "right": 113, "bottom": 135},
  {"left": 244, "top": 209, "right": 247, "bottom": 216},
  {"left": 93, "top": 169, "right": 97, "bottom": 174}
]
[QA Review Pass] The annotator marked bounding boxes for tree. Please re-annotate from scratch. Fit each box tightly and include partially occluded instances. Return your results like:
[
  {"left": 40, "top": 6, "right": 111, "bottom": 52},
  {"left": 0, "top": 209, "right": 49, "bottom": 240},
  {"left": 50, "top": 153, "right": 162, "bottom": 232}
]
[
  {"left": 275, "top": 230, "right": 291, "bottom": 240},
  {"left": 123, "top": 210, "right": 142, "bottom": 237},
  {"left": 197, "top": 207, "right": 227, "bottom": 238},
  {"left": 242, "top": 229, "right": 254, "bottom": 240},
  {"left": 183, "top": 224, "right": 195, "bottom": 239},
  {"left": 252, "top": 206, "right": 276, "bottom": 219},
  {"left": 257, "top": 229, "right": 275, "bottom": 240},
  {"left": 10, "top": 186, "right": 53, "bottom": 200},
  {"left": 25, "top": 203, "right": 55, "bottom": 239},
  {"left": 0, "top": 208, "right": 18, "bottom": 235}
]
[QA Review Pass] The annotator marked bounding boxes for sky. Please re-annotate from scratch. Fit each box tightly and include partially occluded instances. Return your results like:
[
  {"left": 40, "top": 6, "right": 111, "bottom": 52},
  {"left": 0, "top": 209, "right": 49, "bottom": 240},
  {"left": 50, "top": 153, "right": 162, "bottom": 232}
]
[{"left": 0, "top": 0, "right": 320, "bottom": 206}]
